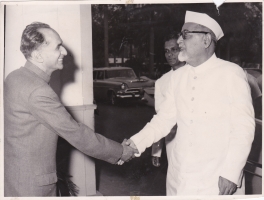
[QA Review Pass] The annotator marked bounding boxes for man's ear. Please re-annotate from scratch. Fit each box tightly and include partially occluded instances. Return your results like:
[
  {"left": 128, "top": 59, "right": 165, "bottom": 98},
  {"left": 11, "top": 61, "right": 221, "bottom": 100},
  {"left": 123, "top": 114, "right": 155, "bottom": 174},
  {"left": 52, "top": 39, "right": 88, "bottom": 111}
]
[
  {"left": 203, "top": 33, "right": 212, "bottom": 49},
  {"left": 31, "top": 50, "right": 44, "bottom": 63}
]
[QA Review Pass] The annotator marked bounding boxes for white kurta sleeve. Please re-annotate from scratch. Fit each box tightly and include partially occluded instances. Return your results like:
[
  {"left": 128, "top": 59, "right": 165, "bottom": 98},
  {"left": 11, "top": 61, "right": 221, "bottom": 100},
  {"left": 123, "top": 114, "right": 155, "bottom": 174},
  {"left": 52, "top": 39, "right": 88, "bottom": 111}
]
[
  {"left": 131, "top": 74, "right": 177, "bottom": 155},
  {"left": 151, "top": 78, "right": 164, "bottom": 157},
  {"left": 220, "top": 66, "right": 255, "bottom": 185},
  {"left": 154, "top": 78, "right": 163, "bottom": 113}
]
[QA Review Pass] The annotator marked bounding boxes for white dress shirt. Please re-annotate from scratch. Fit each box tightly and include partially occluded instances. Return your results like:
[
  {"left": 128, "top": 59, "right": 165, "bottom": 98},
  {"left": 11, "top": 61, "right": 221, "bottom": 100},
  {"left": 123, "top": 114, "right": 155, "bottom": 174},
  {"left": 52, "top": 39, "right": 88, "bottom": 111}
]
[{"left": 131, "top": 54, "right": 255, "bottom": 195}]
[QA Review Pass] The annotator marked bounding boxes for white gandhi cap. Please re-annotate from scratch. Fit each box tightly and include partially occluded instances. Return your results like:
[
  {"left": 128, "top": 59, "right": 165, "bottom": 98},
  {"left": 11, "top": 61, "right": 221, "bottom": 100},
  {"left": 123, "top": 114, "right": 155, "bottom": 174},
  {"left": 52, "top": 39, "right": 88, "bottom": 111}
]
[{"left": 185, "top": 11, "right": 224, "bottom": 40}]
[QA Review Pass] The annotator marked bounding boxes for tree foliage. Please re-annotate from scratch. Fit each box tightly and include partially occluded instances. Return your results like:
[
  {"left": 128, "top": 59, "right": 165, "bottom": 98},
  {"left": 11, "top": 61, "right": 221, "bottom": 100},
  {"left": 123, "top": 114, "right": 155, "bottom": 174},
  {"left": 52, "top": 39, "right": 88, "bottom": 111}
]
[{"left": 92, "top": 3, "right": 262, "bottom": 68}]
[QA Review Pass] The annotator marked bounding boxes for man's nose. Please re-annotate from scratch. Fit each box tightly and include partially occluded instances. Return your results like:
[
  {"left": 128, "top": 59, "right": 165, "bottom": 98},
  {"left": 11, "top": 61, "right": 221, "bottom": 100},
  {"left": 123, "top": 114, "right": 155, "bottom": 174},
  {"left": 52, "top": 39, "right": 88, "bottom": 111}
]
[
  {"left": 60, "top": 46, "right": 67, "bottom": 56},
  {"left": 177, "top": 36, "right": 183, "bottom": 44}
]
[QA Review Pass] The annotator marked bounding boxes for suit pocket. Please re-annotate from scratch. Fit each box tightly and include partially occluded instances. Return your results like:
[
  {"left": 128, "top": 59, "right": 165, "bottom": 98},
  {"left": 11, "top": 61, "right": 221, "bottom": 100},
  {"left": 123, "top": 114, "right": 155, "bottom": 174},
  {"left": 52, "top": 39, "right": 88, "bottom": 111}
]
[{"left": 35, "top": 172, "right": 58, "bottom": 186}]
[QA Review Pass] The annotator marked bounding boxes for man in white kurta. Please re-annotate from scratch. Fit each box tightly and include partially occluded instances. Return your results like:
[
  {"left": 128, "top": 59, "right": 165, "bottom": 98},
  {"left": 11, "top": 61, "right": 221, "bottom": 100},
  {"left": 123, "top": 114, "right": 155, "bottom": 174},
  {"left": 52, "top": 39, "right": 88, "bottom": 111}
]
[
  {"left": 151, "top": 32, "right": 185, "bottom": 167},
  {"left": 127, "top": 11, "right": 255, "bottom": 195}
]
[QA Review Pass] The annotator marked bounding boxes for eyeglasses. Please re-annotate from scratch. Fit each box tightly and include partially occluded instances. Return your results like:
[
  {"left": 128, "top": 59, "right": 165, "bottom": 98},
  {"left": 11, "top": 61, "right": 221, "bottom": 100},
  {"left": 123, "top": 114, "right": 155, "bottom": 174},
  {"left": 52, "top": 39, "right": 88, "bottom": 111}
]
[{"left": 178, "top": 30, "right": 210, "bottom": 40}]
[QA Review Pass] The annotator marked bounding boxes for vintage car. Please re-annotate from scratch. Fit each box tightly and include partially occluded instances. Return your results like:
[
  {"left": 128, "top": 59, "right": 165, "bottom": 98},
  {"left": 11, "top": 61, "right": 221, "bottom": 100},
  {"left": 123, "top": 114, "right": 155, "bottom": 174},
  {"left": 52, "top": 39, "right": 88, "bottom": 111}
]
[
  {"left": 244, "top": 118, "right": 262, "bottom": 194},
  {"left": 243, "top": 67, "right": 262, "bottom": 194},
  {"left": 93, "top": 67, "right": 155, "bottom": 105},
  {"left": 143, "top": 87, "right": 155, "bottom": 107}
]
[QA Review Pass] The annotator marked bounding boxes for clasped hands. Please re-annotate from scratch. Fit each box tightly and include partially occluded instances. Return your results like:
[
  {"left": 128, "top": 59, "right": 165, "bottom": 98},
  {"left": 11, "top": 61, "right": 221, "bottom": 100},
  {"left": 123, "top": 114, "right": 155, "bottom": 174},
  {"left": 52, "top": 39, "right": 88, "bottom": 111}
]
[{"left": 117, "top": 139, "right": 138, "bottom": 165}]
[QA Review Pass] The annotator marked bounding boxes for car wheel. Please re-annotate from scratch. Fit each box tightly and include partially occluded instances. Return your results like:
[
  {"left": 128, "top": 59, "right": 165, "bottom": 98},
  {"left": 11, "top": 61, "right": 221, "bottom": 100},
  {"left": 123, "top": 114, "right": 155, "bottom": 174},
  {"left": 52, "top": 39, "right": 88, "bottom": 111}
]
[{"left": 109, "top": 92, "right": 117, "bottom": 105}]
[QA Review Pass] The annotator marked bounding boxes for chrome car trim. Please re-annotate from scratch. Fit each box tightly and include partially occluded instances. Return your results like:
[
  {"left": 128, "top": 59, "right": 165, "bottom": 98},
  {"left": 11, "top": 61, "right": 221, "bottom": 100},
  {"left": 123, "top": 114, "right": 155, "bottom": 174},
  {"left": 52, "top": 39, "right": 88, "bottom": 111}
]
[
  {"left": 255, "top": 118, "right": 262, "bottom": 125},
  {"left": 244, "top": 161, "right": 262, "bottom": 178},
  {"left": 247, "top": 160, "right": 262, "bottom": 168},
  {"left": 244, "top": 169, "right": 262, "bottom": 178},
  {"left": 117, "top": 94, "right": 141, "bottom": 98}
]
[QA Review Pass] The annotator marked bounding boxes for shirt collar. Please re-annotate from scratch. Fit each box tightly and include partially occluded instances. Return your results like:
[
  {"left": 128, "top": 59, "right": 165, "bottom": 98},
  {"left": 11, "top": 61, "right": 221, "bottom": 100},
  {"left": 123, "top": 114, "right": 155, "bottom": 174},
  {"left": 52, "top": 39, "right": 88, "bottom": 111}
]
[
  {"left": 189, "top": 53, "right": 218, "bottom": 74},
  {"left": 24, "top": 61, "right": 50, "bottom": 83}
]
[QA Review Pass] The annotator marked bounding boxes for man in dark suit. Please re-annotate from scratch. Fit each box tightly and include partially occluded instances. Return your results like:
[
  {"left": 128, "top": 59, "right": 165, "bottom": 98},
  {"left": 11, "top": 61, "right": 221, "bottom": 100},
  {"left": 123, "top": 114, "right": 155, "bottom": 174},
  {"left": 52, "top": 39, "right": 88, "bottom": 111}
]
[{"left": 4, "top": 22, "right": 137, "bottom": 197}]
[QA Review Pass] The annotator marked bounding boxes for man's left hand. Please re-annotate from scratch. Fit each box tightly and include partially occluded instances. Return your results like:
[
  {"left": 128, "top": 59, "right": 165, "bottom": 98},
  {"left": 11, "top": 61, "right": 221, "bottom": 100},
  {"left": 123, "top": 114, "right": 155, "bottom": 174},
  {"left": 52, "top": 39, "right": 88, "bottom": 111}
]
[{"left": 218, "top": 176, "right": 237, "bottom": 195}]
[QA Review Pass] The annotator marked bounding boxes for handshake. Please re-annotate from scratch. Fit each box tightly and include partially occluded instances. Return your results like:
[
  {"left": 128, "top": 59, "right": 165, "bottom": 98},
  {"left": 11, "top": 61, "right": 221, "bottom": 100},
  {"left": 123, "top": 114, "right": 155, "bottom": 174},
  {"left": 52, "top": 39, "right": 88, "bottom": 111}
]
[{"left": 117, "top": 139, "right": 138, "bottom": 165}]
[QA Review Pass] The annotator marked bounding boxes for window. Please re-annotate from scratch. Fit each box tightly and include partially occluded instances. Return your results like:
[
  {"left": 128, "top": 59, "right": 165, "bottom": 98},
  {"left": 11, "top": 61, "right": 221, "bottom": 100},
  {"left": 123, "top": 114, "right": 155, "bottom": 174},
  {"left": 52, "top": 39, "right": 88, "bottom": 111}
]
[{"left": 106, "top": 69, "right": 136, "bottom": 79}]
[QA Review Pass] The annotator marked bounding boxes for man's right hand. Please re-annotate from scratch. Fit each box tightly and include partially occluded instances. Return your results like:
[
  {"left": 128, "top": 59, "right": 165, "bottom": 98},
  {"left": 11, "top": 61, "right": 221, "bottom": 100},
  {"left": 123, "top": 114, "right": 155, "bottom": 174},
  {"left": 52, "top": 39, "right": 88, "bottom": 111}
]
[
  {"left": 152, "top": 156, "right": 160, "bottom": 167},
  {"left": 117, "top": 139, "right": 139, "bottom": 165},
  {"left": 117, "top": 139, "right": 138, "bottom": 165},
  {"left": 218, "top": 176, "right": 237, "bottom": 195}
]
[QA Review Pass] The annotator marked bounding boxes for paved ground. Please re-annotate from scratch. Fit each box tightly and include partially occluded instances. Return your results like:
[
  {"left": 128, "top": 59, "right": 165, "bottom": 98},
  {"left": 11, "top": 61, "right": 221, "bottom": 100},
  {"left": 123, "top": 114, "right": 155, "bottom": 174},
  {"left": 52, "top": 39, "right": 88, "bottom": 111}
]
[{"left": 94, "top": 101, "right": 168, "bottom": 196}]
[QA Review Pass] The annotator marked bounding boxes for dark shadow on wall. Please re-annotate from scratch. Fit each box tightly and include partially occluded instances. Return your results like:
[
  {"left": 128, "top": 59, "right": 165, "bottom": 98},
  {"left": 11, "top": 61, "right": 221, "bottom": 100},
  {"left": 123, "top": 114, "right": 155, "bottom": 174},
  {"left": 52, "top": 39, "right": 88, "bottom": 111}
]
[
  {"left": 50, "top": 46, "right": 80, "bottom": 196},
  {"left": 50, "top": 45, "right": 78, "bottom": 98}
]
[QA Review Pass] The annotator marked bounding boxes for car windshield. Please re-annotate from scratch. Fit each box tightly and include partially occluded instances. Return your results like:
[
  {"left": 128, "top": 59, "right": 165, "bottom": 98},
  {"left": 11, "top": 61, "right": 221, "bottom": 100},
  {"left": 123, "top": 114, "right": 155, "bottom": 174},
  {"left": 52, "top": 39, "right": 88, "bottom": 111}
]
[{"left": 106, "top": 69, "right": 137, "bottom": 79}]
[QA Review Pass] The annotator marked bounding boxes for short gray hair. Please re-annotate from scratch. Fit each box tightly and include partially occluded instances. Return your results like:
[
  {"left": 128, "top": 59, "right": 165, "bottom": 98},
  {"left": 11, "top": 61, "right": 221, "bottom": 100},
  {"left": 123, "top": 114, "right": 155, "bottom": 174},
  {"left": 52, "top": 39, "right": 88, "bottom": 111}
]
[{"left": 20, "top": 22, "right": 50, "bottom": 59}]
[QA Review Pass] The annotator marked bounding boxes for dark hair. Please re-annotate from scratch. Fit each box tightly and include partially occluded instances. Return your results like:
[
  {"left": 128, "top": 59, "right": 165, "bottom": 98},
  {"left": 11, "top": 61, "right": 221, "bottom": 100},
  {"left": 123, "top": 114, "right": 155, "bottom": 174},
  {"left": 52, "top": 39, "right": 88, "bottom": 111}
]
[
  {"left": 163, "top": 31, "right": 179, "bottom": 43},
  {"left": 20, "top": 22, "right": 50, "bottom": 59}
]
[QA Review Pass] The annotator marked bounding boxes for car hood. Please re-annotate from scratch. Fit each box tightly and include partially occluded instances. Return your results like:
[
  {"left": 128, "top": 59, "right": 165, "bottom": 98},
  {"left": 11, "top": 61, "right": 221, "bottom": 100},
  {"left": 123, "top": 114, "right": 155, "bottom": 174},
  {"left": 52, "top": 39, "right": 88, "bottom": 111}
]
[{"left": 107, "top": 77, "right": 155, "bottom": 87}]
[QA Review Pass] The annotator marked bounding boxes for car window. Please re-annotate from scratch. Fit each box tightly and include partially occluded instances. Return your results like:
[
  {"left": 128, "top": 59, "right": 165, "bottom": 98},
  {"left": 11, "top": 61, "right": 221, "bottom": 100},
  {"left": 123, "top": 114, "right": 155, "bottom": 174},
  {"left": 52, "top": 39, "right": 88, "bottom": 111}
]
[
  {"left": 97, "top": 71, "right": 104, "bottom": 80},
  {"left": 106, "top": 69, "right": 136, "bottom": 79}
]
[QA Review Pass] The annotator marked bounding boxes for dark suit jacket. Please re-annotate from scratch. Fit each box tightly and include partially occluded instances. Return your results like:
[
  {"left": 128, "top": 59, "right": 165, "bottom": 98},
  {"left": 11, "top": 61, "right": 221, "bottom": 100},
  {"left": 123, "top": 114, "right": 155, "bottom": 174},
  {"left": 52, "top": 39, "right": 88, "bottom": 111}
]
[{"left": 4, "top": 61, "right": 123, "bottom": 196}]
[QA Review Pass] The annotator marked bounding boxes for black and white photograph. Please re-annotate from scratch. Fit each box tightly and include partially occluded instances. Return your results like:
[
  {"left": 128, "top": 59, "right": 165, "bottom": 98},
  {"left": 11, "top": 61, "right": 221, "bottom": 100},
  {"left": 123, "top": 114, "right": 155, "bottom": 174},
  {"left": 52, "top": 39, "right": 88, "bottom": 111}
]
[{"left": 0, "top": 0, "right": 262, "bottom": 199}]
